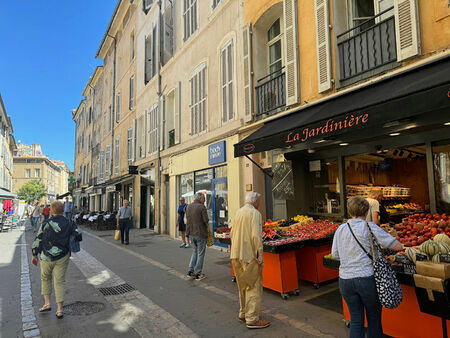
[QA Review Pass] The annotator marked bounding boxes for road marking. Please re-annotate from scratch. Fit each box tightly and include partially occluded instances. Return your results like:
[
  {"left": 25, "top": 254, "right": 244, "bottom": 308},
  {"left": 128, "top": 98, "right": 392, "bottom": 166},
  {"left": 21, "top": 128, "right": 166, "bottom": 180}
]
[
  {"left": 83, "top": 229, "right": 336, "bottom": 337},
  {"left": 20, "top": 224, "right": 41, "bottom": 338},
  {"left": 71, "top": 249, "right": 198, "bottom": 338}
]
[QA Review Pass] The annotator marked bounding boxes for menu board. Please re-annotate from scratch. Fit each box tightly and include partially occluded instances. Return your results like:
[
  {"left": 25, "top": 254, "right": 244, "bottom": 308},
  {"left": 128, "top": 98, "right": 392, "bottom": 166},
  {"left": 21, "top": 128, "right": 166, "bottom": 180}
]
[{"left": 272, "top": 161, "right": 295, "bottom": 200}]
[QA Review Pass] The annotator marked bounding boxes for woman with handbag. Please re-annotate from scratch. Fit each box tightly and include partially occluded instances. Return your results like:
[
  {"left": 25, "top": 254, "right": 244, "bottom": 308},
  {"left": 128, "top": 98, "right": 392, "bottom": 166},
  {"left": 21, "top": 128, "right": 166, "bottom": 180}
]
[
  {"left": 31, "top": 201, "right": 81, "bottom": 319},
  {"left": 332, "top": 197, "right": 403, "bottom": 338}
]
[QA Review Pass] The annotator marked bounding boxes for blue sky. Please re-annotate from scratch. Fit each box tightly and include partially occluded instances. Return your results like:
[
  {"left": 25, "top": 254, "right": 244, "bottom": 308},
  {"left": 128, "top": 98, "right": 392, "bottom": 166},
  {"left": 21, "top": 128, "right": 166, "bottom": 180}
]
[{"left": 0, "top": 1, "right": 117, "bottom": 171}]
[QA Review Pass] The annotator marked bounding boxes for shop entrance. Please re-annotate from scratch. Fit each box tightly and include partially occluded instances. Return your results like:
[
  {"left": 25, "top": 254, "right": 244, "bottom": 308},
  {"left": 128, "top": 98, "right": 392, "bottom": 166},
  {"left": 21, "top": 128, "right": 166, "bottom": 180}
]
[{"left": 140, "top": 186, "right": 147, "bottom": 229}]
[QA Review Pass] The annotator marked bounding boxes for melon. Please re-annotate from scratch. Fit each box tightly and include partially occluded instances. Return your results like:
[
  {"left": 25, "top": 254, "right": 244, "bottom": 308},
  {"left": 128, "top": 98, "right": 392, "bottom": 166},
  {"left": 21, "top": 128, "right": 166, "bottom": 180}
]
[
  {"left": 406, "top": 247, "right": 420, "bottom": 263},
  {"left": 420, "top": 240, "right": 440, "bottom": 257},
  {"left": 438, "top": 242, "right": 450, "bottom": 254},
  {"left": 432, "top": 254, "right": 441, "bottom": 263},
  {"left": 433, "top": 233, "right": 450, "bottom": 245}
]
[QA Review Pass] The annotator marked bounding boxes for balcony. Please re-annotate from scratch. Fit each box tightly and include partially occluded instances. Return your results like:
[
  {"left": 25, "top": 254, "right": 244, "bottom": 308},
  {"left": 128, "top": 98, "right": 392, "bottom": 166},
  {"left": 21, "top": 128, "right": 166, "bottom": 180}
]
[
  {"left": 337, "top": 7, "right": 397, "bottom": 85},
  {"left": 255, "top": 70, "right": 286, "bottom": 119}
]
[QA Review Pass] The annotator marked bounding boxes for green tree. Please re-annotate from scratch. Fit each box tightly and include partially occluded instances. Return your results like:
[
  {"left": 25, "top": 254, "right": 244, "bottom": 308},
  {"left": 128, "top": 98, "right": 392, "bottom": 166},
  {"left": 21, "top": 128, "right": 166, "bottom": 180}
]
[{"left": 17, "top": 180, "right": 47, "bottom": 204}]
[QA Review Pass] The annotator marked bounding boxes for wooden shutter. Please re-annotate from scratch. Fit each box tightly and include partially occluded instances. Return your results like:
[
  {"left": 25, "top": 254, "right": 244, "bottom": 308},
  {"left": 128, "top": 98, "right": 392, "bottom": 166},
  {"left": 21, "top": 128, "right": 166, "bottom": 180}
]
[
  {"left": 394, "top": 0, "right": 420, "bottom": 61},
  {"left": 144, "top": 109, "right": 148, "bottom": 155},
  {"left": 159, "top": 96, "right": 165, "bottom": 150},
  {"left": 163, "top": 4, "right": 174, "bottom": 63},
  {"left": 283, "top": 0, "right": 300, "bottom": 106},
  {"left": 174, "top": 81, "right": 181, "bottom": 144},
  {"left": 132, "top": 119, "right": 136, "bottom": 162},
  {"left": 242, "top": 23, "right": 253, "bottom": 122},
  {"left": 315, "top": 0, "right": 332, "bottom": 93},
  {"left": 145, "top": 35, "right": 152, "bottom": 83}
]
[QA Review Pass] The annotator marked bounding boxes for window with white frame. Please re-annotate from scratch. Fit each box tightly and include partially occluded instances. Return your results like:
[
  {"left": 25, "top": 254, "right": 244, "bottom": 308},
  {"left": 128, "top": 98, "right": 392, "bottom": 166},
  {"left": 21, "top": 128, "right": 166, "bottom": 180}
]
[
  {"left": 35, "top": 168, "right": 40, "bottom": 178},
  {"left": 136, "top": 114, "right": 146, "bottom": 159},
  {"left": 267, "top": 18, "right": 283, "bottom": 76},
  {"left": 221, "top": 40, "right": 234, "bottom": 123},
  {"left": 127, "top": 128, "right": 133, "bottom": 166},
  {"left": 25, "top": 168, "right": 30, "bottom": 178},
  {"left": 183, "top": 0, "right": 198, "bottom": 41},
  {"left": 116, "top": 93, "right": 121, "bottom": 122},
  {"left": 129, "top": 75, "right": 135, "bottom": 110},
  {"left": 115, "top": 138, "right": 120, "bottom": 174},
  {"left": 148, "top": 105, "right": 158, "bottom": 154},
  {"left": 105, "top": 145, "right": 111, "bottom": 177},
  {"left": 190, "top": 64, "right": 207, "bottom": 135}
]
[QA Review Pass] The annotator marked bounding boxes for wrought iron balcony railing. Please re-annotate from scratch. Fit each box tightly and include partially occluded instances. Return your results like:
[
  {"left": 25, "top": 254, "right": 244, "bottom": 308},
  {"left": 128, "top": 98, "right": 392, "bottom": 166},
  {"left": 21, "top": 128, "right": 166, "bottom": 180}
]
[
  {"left": 255, "top": 69, "right": 286, "bottom": 118},
  {"left": 337, "top": 6, "right": 397, "bottom": 83}
]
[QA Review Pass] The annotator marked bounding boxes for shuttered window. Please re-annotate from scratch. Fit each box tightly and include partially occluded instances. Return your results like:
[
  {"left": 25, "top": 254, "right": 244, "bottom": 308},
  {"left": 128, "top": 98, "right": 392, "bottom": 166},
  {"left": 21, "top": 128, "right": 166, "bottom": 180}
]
[
  {"left": 103, "top": 113, "right": 106, "bottom": 136},
  {"left": 394, "top": 0, "right": 420, "bottom": 61},
  {"left": 116, "top": 94, "right": 121, "bottom": 122},
  {"left": 283, "top": 0, "right": 300, "bottom": 106},
  {"left": 105, "top": 145, "right": 111, "bottom": 178},
  {"left": 127, "top": 128, "right": 133, "bottom": 166},
  {"left": 190, "top": 64, "right": 207, "bottom": 135},
  {"left": 99, "top": 150, "right": 104, "bottom": 180},
  {"left": 315, "top": 0, "right": 332, "bottom": 93},
  {"left": 183, "top": 0, "right": 198, "bottom": 41},
  {"left": 242, "top": 24, "right": 253, "bottom": 122},
  {"left": 144, "top": 34, "right": 153, "bottom": 84},
  {"left": 148, "top": 105, "right": 159, "bottom": 154},
  {"left": 130, "top": 33, "right": 135, "bottom": 61},
  {"left": 221, "top": 41, "right": 234, "bottom": 123},
  {"left": 162, "top": 4, "right": 174, "bottom": 65},
  {"left": 129, "top": 75, "right": 135, "bottom": 110},
  {"left": 115, "top": 138, "right": 120, "bottom": 174},
  {"left": 109, "top": 105, "right": 113, "bottom": 131}
]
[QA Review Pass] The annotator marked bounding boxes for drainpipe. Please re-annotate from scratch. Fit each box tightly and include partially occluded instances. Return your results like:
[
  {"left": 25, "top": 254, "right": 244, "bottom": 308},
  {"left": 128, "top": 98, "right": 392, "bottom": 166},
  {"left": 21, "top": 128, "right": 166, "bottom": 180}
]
[
  {"left": 88, "top": 82, "right": 96, "bottom": 211},
  {"left": 107, "top": 34, "right": 117, "bottom": 211},
  {"left": 157, "top": 0, "right": 162, "bottom": 233}
]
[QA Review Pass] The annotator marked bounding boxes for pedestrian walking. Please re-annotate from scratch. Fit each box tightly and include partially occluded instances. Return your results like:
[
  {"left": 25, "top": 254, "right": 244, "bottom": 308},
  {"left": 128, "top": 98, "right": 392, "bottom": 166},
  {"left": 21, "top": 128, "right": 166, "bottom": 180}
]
[
  {"left": 117, "top": 200, "right": 132, "bottom": 245},
  {"left": 64, "top": 197, "right": 72, "bottom": 220},
  {"left": 42, "top": 204, "right": 50, "bottom": 220},
  {"left": 177, "top": 197, "right": 190, "bottom": 248},
  {"left": 230, "top": 192, "right": 269, "bottom": 329},
  {"left": 31, "top": 201, "right": 41, "bottom": 232},
  {"left": 332, "top": 197, "right": 403, "bottom": 338},
  {"left": 186, "top": 192, "right": 208, "bottom": 280},
  {"left": 31, "top": 201, "right": 81, "bottom": 319}
]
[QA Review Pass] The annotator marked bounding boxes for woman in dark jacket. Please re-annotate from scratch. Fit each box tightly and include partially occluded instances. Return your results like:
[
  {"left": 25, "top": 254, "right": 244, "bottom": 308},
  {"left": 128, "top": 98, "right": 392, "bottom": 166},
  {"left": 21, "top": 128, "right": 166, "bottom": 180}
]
[{"left": 31, "top": 201, "right": 80, "bottom": 319}]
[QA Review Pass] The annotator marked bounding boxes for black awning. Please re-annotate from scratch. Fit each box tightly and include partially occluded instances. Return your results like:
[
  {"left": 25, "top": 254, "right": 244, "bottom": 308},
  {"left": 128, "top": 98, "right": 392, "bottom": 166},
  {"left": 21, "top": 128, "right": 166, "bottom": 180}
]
[
  {"left": 57, "top": 192, "right": 71, "bottom": 199},
  {"left": 234, "top": 56, "right": 450, "bottom": 157}
]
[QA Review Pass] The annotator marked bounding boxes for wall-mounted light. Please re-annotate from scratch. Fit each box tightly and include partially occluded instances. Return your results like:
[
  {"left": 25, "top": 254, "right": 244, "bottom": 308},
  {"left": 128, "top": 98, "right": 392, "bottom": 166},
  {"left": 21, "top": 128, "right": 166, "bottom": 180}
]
[
  {"left": 339, "top": 143, "right": 349, "bottom": 146},
  {"left": 389, "top": 132, "right": 401, "bottom": 136}
]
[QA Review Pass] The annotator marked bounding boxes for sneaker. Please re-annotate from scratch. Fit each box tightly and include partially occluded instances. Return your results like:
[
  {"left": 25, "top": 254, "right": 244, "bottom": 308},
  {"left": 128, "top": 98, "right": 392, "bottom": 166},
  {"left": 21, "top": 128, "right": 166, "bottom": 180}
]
[
  {"left": 246, "top": 319, "right": 270, "bottom": 329},
  {"left": 180, "top": 243, "right": 186, "bottom": 248},
  {"left": 195, "top": 273, "right": 206, "bottom": 281},
  {"left": 184, "top": 244, "right": 190, "bottom": 248},
  {"left": 187, "top": 271, "right": 195, "bottom": 278}
]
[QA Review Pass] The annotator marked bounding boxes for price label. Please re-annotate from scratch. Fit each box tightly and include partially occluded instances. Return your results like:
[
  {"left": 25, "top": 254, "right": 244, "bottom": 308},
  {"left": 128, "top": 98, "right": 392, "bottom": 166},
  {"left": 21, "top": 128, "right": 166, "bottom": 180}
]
[{"left": 439, "top": 254, "right": 450, "bottom": 263}]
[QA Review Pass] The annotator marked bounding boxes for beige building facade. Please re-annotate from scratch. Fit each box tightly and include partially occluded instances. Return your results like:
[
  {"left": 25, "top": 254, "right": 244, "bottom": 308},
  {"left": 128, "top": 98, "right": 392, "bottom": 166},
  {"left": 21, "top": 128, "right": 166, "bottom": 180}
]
[{"left": 0, "top": 94, "right": 16, "bottom": 195}]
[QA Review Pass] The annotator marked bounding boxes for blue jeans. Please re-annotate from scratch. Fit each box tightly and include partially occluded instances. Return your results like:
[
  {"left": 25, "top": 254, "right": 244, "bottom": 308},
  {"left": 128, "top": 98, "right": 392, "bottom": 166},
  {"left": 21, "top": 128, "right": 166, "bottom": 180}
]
[
  {"left": 188, "top": 236, "right": 206, "bottom": 275},
  {"left": 33, "top": 217, "right": 40, "bottom": 231},
  {"left": 339, "top": 276, "right": 383, "bottom": 338}
]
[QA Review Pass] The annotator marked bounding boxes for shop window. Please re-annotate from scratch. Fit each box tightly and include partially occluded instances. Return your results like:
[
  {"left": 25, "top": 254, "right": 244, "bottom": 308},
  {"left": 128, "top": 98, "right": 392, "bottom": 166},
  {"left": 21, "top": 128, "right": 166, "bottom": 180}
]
[
  {"left": 433, "top": 144, "right": 450, "bottom": 214},
  {"left": 180, "top": 173, "right": 194, "bottom": 204},
  {"left": 306, "top": 158, "right": 340, "bottom": 216}
]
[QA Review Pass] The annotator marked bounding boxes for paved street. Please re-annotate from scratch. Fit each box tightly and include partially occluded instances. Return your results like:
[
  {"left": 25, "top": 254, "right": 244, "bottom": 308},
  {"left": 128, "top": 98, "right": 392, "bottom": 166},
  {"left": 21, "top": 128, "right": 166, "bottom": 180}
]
[{"left": 2, "top": 221, "right": 349, "bottom": 338}]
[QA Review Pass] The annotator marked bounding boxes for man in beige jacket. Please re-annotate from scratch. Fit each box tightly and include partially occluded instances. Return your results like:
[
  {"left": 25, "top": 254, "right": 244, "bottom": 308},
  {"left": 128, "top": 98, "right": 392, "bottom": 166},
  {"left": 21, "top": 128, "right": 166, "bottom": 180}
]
[{"left": 230, "top": 192, "right": 270, "bottom": 329}]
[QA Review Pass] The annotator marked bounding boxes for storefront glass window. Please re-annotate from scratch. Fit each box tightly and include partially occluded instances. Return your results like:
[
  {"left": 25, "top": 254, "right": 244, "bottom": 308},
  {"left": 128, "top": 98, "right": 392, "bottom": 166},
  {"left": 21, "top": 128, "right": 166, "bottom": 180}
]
[
  {"left": 433, "top": 144, "right": 450, "bottom": 213},
  {"left": 195, "top": 169, "right": 213, "bottom": 224},
  {"left": 180, "top": 173, "right": 194, "bottom": 204},
  {"left": 306, "top": 158, "right": 340, "bottom": 215}
]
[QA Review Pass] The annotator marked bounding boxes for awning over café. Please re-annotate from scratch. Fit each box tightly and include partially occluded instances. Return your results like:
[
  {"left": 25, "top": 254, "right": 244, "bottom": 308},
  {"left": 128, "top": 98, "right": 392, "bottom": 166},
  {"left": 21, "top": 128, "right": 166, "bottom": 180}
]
[{"left": 234, "top": 56, "right": 450, "bottom": 157}]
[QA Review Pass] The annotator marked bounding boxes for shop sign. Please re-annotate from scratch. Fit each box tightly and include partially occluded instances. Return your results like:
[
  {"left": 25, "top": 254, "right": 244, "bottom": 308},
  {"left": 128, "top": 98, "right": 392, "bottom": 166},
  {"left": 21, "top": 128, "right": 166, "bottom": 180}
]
[
  {"left": 285, "top": 113, "right": 369, "bottom": 144},
  {"left": 106, "top": 185, "right": 116, "bottom": 193},
  {"left": 272, "top": 161, "right": 295, "bottom": 200},
  {"left": 208, "top": 141, "right": 226, "bottom": 165}
]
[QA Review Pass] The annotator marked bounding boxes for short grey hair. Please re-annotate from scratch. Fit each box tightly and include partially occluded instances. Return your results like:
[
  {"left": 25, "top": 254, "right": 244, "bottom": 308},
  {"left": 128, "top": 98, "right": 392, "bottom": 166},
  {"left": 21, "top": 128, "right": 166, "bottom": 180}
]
[
  {"left": 194, "top": 192, "right": 205, "bottom": 200},
  {"left": 245, "top": 192, "right": 261, "bottom": 204}
]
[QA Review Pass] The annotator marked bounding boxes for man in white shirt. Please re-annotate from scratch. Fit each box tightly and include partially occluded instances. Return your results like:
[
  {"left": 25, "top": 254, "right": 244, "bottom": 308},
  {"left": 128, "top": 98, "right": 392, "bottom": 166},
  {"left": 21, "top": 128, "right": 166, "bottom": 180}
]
[
  {"left": 230, "top": 192, "right": 269, "bottom": 330},
  {"left": 366, "top": 188, "right": 382, "bottom": 225}
]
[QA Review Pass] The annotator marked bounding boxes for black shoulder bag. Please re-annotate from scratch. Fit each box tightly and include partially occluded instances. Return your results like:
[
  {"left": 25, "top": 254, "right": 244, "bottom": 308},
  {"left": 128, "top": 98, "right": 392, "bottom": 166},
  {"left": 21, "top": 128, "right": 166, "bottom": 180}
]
[{"left": 347, "top": 222, "right": 403, "bottom": 309}]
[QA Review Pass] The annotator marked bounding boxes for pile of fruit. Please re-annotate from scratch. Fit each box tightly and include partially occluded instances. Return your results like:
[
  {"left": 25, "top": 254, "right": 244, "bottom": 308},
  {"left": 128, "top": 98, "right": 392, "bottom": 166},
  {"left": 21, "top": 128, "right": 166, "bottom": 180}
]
[
  {"left": 264, "top": 219, "right": 339, "bottom": 246},
  {"left": 403, "top": 233, "right": 450, "bottom": 263},
  {"left": 393, "top": 213, "right": 450, "bottom": 247},
  {"left": 214, "top": 227, "right": 231, "bottom": 238}
]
